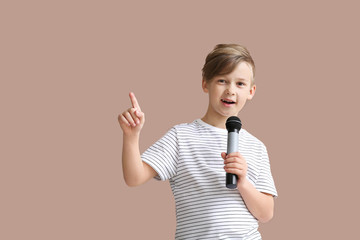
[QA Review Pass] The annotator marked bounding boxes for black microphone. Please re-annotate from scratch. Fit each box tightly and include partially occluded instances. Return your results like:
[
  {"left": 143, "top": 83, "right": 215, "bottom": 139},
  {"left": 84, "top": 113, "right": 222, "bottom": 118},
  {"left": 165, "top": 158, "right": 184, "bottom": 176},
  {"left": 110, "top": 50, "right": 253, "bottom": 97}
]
[{"left": 225, "top": 116, "right": 242, "bottom": 189}]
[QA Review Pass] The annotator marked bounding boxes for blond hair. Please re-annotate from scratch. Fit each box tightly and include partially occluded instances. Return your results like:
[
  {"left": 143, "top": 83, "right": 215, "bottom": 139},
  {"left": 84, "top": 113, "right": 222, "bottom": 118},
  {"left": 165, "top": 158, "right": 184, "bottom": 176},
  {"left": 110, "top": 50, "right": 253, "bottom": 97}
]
[{"left": 202, "top": 44, "right": 255, "bottom": 85}]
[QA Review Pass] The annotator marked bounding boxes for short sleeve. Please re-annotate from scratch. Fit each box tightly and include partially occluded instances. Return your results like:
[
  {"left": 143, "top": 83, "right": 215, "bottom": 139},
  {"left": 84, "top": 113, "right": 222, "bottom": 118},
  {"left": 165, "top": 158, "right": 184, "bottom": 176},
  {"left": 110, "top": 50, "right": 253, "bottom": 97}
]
[
  {"left": 141, "top": 127, "right": 179, "bottom": 181},
  {"left": 255, "top": 145, "right": 278, "bottom": 197}
]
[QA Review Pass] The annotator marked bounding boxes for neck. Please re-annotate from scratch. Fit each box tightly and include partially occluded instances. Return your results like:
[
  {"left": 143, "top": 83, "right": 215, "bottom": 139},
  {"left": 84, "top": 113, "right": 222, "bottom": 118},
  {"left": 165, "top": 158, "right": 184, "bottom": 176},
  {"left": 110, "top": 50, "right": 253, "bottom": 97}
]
[
  {"left": 201, "top": 113, "right": 228, "bottom": 129},
  {"left": 201, "top": 102, "right": 240, "bottom": 129}
]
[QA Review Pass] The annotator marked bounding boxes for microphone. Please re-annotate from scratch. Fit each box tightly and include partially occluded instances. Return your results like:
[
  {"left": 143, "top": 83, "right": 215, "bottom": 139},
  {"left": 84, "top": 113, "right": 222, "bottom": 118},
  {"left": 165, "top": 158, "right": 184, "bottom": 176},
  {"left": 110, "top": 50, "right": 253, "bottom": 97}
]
[{"left": 225, "top": 116, "right": 242, "bottom": 189}]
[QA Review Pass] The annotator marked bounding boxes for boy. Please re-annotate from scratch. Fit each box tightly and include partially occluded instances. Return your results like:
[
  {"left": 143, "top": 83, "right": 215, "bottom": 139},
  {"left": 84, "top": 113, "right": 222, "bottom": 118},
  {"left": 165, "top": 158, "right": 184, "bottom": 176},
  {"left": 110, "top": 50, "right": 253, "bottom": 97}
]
[{"left": 118, "top": 44, "right": 278, "bottom": 239}]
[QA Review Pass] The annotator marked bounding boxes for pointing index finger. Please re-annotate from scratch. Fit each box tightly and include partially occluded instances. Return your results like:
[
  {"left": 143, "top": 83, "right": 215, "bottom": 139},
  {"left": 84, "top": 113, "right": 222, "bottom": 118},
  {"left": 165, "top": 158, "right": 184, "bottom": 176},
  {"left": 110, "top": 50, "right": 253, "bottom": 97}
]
[{"left": 129, "top": 92, "right": 141, "bottom": 111}]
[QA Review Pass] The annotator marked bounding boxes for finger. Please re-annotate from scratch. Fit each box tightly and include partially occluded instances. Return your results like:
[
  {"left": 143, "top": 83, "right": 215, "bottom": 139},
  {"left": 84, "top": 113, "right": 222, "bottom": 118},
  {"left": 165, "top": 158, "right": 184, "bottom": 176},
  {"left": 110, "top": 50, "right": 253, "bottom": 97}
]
[
  {"left": 124, "top": 111, "right": 136, "bottom": 127},
  {"left": 224, "top": 155, "right": 244, "bottom": 163},
  {"left": 224, "top": 167, "right": 244, "bottom": 176},
  {"left": 129, "top": 92, "right": 141, "bottom": 111},
  {"left": 224, "top": 162, "right": 243, "bottom": 169},
  {"left": 135, "top": 109, "right": 144, "bottom": 119},
  {"left": 127, "top": 108, "right": 140, "bottom": 124},
  {"left": 118, "top": 114, "right": 131, "bottom": 126},
  {"left": 221, "top": 152, "right": 227, "bottom": 160},
  {"left": 226, "top": 152, "right": 243, "bottom": 158}
]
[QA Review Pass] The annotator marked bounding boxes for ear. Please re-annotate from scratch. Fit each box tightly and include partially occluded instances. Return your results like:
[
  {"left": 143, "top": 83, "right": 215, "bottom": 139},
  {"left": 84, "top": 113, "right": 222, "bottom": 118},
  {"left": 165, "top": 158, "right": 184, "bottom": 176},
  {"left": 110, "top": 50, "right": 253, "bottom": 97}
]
[
  {"left": 247, "top": 84, "right": 256, "bottom": 100},
  {"left": 202, "top": 78, "right": 209, "bottom": 93}
]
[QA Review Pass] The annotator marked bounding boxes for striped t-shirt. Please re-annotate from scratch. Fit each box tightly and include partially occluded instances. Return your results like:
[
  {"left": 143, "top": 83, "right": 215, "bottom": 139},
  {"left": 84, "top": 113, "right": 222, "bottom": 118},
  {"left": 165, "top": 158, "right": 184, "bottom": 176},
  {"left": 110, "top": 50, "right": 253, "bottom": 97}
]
[{"left": 141, "top": 119, "right": 278, "bottom": 240}]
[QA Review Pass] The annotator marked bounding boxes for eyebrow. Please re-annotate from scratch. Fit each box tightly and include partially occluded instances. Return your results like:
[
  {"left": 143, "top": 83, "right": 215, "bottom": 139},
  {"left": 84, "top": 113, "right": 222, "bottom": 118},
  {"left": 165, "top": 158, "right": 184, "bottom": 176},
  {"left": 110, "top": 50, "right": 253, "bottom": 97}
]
[
  {"left": 235, "top": 78, "right": 249, "bottom": 82},
  {"left": 217, "top": 76, "right": 250, "bottom": 83}
]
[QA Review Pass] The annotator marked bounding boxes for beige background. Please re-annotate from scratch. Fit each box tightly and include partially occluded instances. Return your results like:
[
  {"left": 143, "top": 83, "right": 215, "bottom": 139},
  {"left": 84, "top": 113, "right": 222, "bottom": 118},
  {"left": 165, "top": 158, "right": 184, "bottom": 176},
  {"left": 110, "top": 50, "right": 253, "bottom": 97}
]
[{"left": 1, "top": 0, "right": 359, "bottom": 239}]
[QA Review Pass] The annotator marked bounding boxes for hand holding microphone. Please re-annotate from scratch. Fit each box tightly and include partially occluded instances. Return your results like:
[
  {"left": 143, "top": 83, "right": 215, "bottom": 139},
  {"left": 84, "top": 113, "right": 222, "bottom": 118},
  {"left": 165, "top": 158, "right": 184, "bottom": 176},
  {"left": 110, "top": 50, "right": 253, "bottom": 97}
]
[{"left": 222, "top": 116, "right": 248, "bottom": 189}]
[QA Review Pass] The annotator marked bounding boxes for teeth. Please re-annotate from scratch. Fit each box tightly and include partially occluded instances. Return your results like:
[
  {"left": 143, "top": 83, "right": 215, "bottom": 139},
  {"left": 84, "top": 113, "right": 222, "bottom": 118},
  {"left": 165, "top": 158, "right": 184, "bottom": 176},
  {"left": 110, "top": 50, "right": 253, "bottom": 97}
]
[{"left": 222, "top": 99, "right": 235, "bottom": 103}]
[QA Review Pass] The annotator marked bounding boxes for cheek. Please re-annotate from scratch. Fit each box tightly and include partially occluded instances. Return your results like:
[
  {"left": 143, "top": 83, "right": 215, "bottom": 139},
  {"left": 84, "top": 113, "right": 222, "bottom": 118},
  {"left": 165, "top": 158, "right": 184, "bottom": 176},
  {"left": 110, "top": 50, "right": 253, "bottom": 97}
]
[
  {"left": 237, "top": 89, "right": 251, "bottom": 100},
  {"left": 209, "top": 89, "right": 221, "bottom": 99},
  {"left": 214, "top": 88, "right": 224, "bottom": 97},
  {"left": 236, "top": 96, "right": 248, "bottom": 108},
  {"left": 209, "top": 94, "right": 219, "bottom": 104}
]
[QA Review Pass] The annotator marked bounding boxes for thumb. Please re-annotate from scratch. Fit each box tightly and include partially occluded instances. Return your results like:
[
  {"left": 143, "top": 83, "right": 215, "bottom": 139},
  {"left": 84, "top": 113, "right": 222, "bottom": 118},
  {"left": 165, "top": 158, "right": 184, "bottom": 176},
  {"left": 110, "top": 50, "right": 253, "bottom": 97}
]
[
  {"left": 135, "top": 109, "right": 144, "bottom": 119},
  {"left": 221, "top": 152, "right": 227, "bottom": 160}
]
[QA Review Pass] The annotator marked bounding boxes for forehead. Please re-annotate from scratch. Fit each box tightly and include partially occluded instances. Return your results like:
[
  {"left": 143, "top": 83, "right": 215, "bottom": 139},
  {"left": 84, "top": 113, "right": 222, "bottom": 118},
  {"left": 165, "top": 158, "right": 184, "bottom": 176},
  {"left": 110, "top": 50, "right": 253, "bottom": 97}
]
[{"left": 219, "top": 61, "right": 253, "bottom": 82}]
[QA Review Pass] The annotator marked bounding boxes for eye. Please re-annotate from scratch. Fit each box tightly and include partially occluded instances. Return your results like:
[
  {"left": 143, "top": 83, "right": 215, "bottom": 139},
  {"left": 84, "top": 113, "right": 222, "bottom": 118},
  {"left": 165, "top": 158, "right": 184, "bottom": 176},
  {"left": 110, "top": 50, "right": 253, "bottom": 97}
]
[
  {"left": 218, "top": 79, "right": 226, "bottom": 84},
  {"left": 237, "top": 82, "right": 245, "bottom": 86}
]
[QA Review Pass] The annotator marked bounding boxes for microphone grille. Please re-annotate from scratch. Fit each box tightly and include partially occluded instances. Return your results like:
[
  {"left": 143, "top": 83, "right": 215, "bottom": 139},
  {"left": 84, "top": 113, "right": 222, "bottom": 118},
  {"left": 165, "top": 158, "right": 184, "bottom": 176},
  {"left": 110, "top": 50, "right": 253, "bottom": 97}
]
[{"left": 226, "top": 116, "right": 242, "bottom": 132}]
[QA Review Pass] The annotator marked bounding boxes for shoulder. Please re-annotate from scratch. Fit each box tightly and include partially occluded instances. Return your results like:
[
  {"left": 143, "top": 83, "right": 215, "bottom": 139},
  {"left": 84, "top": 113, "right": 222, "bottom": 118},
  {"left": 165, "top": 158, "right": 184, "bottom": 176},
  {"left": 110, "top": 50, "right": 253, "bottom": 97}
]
[
  {"left": 157, "top": 121, "right": 199, "bottom": 143},
  {"left": 168, "top": 120, "right": 215, "bottom": 143},
  {"left": 241, "top": 129, "right": 267, "bottom": 150},
  {"left": 171, "top": 119, "right": 202, "bottom": 133}
]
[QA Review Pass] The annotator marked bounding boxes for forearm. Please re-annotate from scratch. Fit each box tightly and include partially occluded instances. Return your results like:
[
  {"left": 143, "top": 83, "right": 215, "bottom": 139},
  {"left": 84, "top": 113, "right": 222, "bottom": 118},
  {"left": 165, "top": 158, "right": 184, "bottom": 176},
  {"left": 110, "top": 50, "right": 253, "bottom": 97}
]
[
  {"left": 237, "top": 179, "right": 274, "bottom": 223},
  {"left": 122, "top": 134, "right": 144, "bottom": 186}
]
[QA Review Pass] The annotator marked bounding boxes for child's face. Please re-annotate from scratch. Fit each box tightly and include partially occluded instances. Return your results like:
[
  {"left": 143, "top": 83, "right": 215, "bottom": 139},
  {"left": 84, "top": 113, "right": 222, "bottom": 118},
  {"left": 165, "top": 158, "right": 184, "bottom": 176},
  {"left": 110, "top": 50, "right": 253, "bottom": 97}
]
[{"left": 202, "top": 61, "right": 256, "bottom": 119}]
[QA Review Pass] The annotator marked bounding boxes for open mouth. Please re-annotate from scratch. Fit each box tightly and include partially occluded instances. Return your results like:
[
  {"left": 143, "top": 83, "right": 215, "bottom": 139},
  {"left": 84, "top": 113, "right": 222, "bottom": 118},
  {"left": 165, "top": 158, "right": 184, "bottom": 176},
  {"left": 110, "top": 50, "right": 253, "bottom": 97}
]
[{"left": 221, "top": 99, "right": 236, "bottom": 104}]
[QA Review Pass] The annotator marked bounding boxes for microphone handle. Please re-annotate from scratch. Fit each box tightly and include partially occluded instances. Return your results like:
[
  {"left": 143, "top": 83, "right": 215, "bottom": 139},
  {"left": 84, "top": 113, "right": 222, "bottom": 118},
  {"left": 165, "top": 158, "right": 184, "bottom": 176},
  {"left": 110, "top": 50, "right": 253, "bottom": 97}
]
[{"left": 226, "top": 131, "right": 239, "bottom": 189}]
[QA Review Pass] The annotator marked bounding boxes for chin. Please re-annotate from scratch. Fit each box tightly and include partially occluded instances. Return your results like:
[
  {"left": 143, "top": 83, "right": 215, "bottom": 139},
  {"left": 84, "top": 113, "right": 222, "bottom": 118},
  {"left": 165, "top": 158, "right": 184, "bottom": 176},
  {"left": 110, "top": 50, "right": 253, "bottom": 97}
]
[{"left": 219, "top": 112, "right": 239, "bottom": 118}]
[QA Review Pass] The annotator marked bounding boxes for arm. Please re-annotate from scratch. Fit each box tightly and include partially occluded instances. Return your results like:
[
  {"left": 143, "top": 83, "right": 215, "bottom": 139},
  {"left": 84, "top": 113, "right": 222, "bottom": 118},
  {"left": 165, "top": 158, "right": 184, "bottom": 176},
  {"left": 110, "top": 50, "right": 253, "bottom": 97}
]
[
  {"left": 222, "top": 152, "right": 274, "bottom": 223},
  {"left": 118, "top": 92, "right": 157, "bottom": 187},
  {"left": 237, "top": 179, "right": 274, "bottom": 223},
  {"left": 122, "top": 134, "right": 157, "bottom": 187}
]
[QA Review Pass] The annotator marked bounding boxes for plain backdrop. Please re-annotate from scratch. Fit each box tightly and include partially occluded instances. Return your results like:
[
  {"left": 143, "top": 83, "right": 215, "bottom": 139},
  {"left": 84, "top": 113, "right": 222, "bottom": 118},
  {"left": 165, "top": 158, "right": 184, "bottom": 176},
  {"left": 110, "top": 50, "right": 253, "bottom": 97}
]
[{"left": 1, "top": 0, "right": 359, "bottom": 239}]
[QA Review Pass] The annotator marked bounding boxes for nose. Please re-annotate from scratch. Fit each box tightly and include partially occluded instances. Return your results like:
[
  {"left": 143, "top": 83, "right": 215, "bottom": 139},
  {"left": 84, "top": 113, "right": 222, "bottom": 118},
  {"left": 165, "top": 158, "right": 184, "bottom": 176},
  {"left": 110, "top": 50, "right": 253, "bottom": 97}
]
[{"left": 226, "top": 83, "right": 236, "bottom": 95}]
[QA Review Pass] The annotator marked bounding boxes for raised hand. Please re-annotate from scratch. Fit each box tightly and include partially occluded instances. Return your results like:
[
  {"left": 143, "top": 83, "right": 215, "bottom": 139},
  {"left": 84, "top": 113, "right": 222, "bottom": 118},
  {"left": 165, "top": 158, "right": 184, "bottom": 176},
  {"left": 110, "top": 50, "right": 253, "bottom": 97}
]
[{"left": 118, "top": 92, "right": 145, "bottom": 136}]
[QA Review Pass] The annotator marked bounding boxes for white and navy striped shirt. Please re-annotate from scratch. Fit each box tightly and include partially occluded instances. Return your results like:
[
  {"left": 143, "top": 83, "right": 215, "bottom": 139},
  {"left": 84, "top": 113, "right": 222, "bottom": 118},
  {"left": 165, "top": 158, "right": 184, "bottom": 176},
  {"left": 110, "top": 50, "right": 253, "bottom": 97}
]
[{"left": 141, "top": 119, "right": 278, "bottom": 240}]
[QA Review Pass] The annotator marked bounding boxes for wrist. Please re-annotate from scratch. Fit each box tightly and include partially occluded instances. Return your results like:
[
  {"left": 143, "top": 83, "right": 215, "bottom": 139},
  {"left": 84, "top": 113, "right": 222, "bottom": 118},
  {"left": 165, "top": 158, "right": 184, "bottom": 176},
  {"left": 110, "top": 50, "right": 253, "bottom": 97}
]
[
  {"left": 123, "top": 132, "right": 140, "bottom": 142},
  {"left": 237, "top": 177, "right": 252, "bottom": 191}
]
